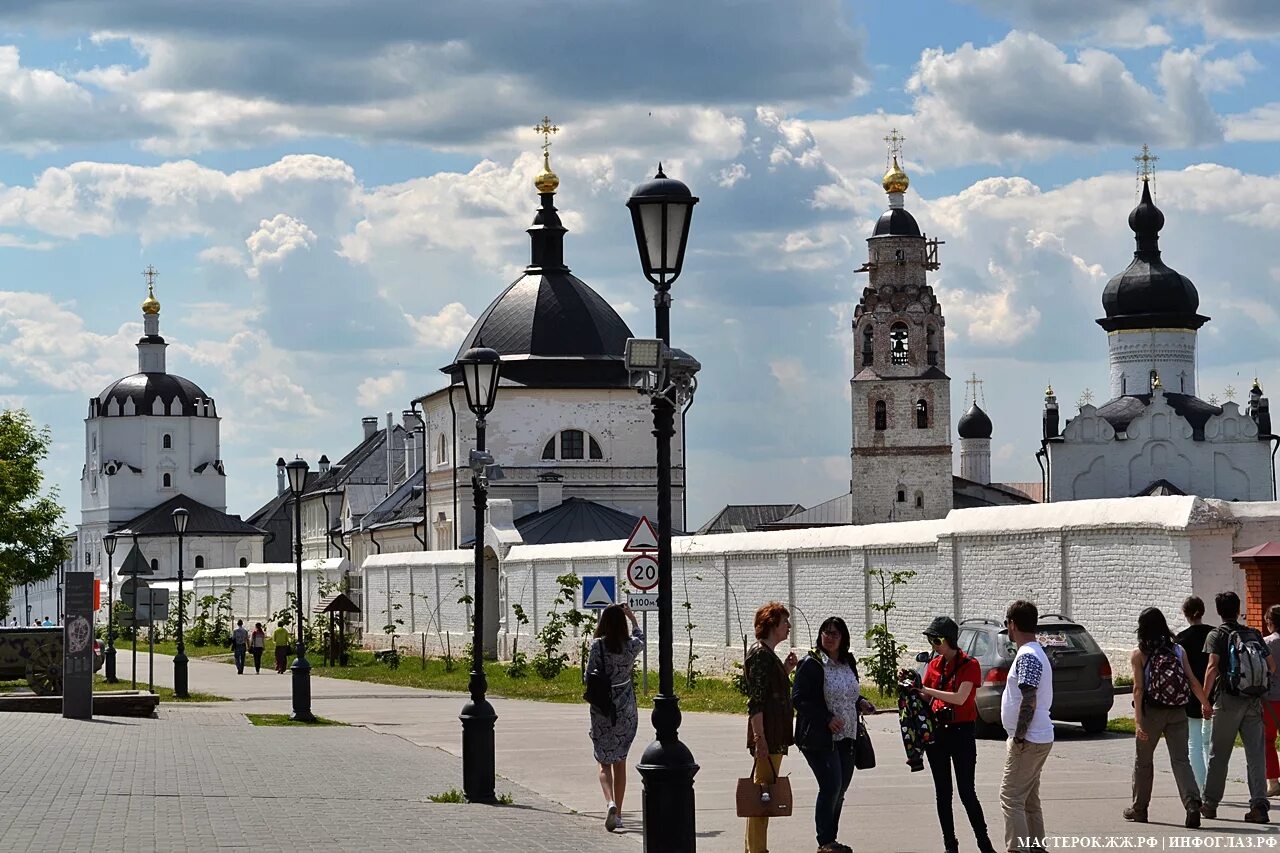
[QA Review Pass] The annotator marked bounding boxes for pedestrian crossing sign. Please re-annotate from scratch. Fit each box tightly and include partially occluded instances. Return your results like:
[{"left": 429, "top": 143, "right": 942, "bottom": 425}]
[{"left": 581, "top": 575, "right": 616, "bottom": 609}]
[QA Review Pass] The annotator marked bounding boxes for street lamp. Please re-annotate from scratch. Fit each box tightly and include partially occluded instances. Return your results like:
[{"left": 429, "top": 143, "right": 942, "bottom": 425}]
[
  {"left": 285, "top": 456, "right": 316, "bottom": 722},
  {"left": 172, "top": 507, "right": 190, "bottom": 698},
  {"left": 103, "top": 534, "right": 118, "bottom": 683},
  {"left": 627, "top": 164, "right": 700, "bottom": 851},
  {"left": 456, "top": 344, "right": 501, "bottom": 804}
]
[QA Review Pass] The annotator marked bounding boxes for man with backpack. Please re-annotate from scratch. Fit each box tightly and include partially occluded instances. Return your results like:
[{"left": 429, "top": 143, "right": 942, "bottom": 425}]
[{"left": 1201, "top": 591, "right": 1276, "bottom": 823}]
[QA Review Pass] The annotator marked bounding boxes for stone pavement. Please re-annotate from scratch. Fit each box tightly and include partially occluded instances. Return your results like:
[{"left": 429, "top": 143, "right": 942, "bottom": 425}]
[
  {"left": 0, "top": 708, "right": 637, "bottom": 853},
  {"left": 101, "top": 653, "right": 1280, "bottom": 851}
]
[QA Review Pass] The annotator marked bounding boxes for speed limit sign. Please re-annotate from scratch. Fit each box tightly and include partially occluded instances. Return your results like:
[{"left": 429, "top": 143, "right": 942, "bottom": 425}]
[{"left": 626, "top": 554, "right": 659, "bottom": 591}]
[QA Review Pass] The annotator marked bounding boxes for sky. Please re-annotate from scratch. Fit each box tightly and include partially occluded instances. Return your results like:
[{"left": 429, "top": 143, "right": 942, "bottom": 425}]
[{"left": 1, "top": 0, "right": 1280, "bottom": 529}]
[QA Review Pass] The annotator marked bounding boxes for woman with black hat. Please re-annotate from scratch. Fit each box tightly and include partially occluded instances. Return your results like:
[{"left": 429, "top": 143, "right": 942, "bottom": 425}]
[{"left": 917, "top": 615, "right": 998, "bottom": 853}]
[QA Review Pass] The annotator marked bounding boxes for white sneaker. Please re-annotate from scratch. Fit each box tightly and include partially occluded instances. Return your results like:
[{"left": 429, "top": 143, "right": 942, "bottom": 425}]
[{"left": 605, "top": 802, "right": 619, "bottom": 832}]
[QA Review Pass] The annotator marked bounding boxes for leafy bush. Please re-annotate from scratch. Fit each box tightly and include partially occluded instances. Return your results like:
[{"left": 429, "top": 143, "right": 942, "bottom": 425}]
[{"left": 859, "top": 568, "right": 917, "bottom": 697}]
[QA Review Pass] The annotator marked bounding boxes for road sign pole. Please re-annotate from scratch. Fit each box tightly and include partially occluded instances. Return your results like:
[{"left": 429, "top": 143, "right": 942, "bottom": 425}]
[
  {"left": 148, "top": 616, "right": 154, "bottom": 695},
  {"left": 132, "top": 626, "right": 137, "bottom": 691},
  {"left": 642, "top": 611, "right": 649, "bottom": 695}
]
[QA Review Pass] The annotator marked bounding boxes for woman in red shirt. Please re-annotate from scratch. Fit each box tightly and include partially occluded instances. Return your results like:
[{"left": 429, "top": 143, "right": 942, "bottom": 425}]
[{"left": 917, "top": 616, "right": 997, "bottom": 853}]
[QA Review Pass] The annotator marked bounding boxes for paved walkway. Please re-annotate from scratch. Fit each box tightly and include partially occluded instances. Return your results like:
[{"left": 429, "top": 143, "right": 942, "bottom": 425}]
[{"left": 102, "top": 652, "right": 1278, "bottom": 852}]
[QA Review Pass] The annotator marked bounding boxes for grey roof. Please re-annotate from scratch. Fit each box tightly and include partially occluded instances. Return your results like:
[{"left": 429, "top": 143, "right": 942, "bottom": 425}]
[
  {"left": 112, "top": 494, "right": 265, "bottom": 538},
  {"left": 697, "top": 504, "right": 805, "bottom": 535},
  {"left": 764, "top": 493, "right": 853, "bottom": 529},
  {"left": 462, "top": 498, "right": 680, "bottom": 547},
  {"left": 361, "top": 468, "right": 426, "bottom": 530},
  {"left": 305, "top": 425, "right": 403, "bottom": 497},
  {"left": 871, "top": 208, "right": 922, "bottom": 238},
  {"left": 97, "top": 372, "right": 215, "bottom": 417},
  {"left": 1134, "top": 479, "right": 1186, "bottom": 497},
  {"left": 1092, "top": 392, "right": 1222, "bottom": 439},
  {"left": 957, "top": 403, "right": 993, "bottom": 439},
  {"left": 952, "top": 476, "right": 1038, "bottom": 509}
]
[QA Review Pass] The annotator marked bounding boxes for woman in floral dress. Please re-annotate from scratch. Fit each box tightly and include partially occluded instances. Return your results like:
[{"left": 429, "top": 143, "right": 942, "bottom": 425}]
[{"left": 586, "top": 603, "right": 644, "bottom": 832}]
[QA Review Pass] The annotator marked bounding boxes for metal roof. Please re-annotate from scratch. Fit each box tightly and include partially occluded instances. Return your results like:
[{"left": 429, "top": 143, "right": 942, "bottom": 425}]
[{"left": 112, "top": 494, "right": 265, "bottom": 538}]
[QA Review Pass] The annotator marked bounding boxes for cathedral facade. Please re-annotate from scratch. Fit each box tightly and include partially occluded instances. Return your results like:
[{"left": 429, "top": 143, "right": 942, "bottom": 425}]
[{"left": 1042, "top": 178, "right": 1276, "bottom": 501}]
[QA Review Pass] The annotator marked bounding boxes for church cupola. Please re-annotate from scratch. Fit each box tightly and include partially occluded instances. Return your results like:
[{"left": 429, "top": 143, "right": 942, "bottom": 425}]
[
  {"left": 137, "top": 265, "right": 167, "bottom": 374},
  {"left": 958, "top": 374, "right": 993, "bottom": 484},
  {"left": 1042, "top": 384, "right": 1060, "bottom": 439},
  {"left": 1098, "top": 147, "right": 1208, "bottom": 400}
]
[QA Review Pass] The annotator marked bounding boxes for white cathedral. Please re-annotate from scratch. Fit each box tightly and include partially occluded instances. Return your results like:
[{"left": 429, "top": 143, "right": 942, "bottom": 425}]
[{"left": 76, "top": 274, "right": 264, "bottom": 588}]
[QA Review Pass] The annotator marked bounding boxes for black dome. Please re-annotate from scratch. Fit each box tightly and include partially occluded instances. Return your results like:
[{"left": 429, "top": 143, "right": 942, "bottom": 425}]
[
  {"left": 957, "top": 403, "right": 993, "bottom": 439},
  {"left": 871, "top": 208, "right": 921, "bottom": 238},
  {"left": 97, "top": 373, "right": 214, "bottom": 417},
  {"left": 1099, "top": 181, "right": 1206, "bottom": 331}
]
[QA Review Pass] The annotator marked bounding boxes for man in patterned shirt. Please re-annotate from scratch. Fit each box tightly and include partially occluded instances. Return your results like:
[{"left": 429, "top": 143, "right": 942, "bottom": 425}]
[{"left": 999, "top": 600, "right": 1054, "bottom": 853}]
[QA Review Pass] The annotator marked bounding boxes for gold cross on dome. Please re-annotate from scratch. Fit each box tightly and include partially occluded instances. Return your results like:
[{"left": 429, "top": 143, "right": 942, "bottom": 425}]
[
  {"left": 142, "top": 264, "right": 158, "bottom": 294},
  {"left": 884, "top": 127, "right": 905, "bottom": 167},
  {"left": 1134, "top": 144, "right": 1158, "bottom": 183},
  {"left": 965, "top": 372, "right": 984, "bottom": 407},
  {"left": 534, "top": 116, "right": 559, "bottom": 157}
]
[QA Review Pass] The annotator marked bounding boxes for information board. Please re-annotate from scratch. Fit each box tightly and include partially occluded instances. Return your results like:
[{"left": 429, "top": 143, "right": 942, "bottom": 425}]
[{"left": 63, "top": 572, "right": 95, "bottom": 720}]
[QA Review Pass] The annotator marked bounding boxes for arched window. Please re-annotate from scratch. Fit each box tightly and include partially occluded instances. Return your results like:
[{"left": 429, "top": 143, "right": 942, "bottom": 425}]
[
  {"left": 874, "top": 400, "right": 887, "bottom": 431},
  {"left": 238, "top": 557, "right": 248, "bottom": 568},
  {"left": 914, "top": 491, "right": 924, "bottom": 509},
  {"left": 861, "top": 325, "right": 874, "bottom": 367},
  {"left": 437, "top": 433, "right": 448, "bottom": 464},
  {"left": 589, "top": 436, "right": 603, "bottom": 459},
  {"left": 890, "top": 323, "right": 909, "bottom": 365},
  {"left": 560, "top": 429, "right": 585, "bottom": 459},
  {"left": 150, "top": 559, "right": 159, "bottom": 572},
  {"left": 1121, "top": 375, "right": 1127, "bottom": 395},
  {"left": 162, "top": 433, "right": 172, "bottom": 449},
  {"left": 542, "top": 438, "right": 555, "bottom": 460},
  {"left": 162, "top": 472, "right": 172, "bottom": 488},
  {"left": 926, "top": 326, "right": 938, "bottom": 366},
  {"left": 916, "top": 399, "right": 929, "bottom": 429},
  {"left": 194, "top": 555, "right": 205, "bottom": 569},
  {"left": 896, "top": 488, "right": 906, "bottom": 503}
]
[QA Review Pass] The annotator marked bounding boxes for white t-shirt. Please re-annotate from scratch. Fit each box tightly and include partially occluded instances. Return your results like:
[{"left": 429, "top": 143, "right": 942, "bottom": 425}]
[{"left": 1000, "top": 640, "right": 1054, "bottom": 743}]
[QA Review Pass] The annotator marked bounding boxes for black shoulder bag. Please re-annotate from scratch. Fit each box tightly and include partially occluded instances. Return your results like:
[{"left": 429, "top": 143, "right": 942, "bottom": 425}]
[{"left": 583, "top": 643, "right": 616, "bottom": 723}]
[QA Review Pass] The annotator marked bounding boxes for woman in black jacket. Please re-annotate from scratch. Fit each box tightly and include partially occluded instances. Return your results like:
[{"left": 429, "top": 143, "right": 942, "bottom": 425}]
[{"left": 793, "top": 616, "right": 876, "bottom": 852}]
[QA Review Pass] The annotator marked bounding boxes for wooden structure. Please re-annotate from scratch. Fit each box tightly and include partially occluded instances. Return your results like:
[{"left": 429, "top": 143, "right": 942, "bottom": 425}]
[{"left": 313, "top": 592, "right": 360, "bottom": 666}]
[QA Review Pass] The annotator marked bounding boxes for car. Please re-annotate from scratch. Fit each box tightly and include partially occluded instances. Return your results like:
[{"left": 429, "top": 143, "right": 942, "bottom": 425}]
[{"left": 918, "top": 615, "right": 1114, "bottom": 738}]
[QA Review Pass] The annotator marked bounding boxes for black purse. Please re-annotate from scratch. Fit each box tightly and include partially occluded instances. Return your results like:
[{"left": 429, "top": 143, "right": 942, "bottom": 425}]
[
  {"left": 853, "top": 718, "right": 876, "bottom": 769},
  {"left": 582, "top": 643, "right": 616, "bottom": 723}
]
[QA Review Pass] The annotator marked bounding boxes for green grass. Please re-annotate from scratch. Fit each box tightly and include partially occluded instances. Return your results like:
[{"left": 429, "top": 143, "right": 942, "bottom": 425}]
[
  {"left": 94, "top": 675, "right": 229, "bottom": 703},
  {"left": 113, "top": 639, "right": 232, "bottom": 659},
  {"left": 245, "top": 713, "right": 345, "bottom": 727},
  {"left": 1108, "top": 716, "right": 1242, "bottom": 747},
  {"left": 427, "top": 788, "right": 515, "bottom": 805},
  {"left": 306, "top": 649, "right": 896, "bottom": 714}
]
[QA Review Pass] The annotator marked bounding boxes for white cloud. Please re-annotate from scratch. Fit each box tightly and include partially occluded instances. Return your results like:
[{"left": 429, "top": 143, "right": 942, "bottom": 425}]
[
  {"left": 405, "top": 303, "right": 475, "bottom": 350},
  {"left": 245, "top": 214, "right": 317, "bottom": 272},
  {"left": 355, "top": 371, "right": 408, "bottom": 409}
]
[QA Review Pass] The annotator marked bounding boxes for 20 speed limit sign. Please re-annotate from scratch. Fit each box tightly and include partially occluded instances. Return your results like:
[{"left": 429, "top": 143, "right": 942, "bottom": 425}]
[{"left": 626, "top": 554, "right": 659, "bottom": 591}]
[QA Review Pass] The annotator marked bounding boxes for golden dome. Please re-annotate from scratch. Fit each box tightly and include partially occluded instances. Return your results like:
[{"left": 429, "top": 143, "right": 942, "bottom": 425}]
[
  {"left": 534, "top": 150, "right": 559, "bottom": 194},
  {"left": 882, "top": 156, "right": 909, "bottom": 194},
  {"left": 1044, "top": 383, "right": 1055, "bottom": 397},
  {"left": 141, "top": 283, "right": 160, "bottom": 315}
]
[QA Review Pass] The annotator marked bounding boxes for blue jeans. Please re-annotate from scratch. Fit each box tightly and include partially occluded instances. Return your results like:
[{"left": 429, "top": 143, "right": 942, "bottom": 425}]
[
  {"left": 1187, "top": 715, "right": 1212, "bottom": 790},
  {"left": 233, "top": 644, "right": 246, "bottom": 673},
  {"left": 801, "top": 738, "right": 856, "bottom": 847}
]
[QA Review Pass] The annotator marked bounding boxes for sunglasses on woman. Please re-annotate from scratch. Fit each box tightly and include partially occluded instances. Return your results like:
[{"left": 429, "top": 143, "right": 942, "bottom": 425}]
[{"left": 928, "top": 636, "right": 944, "bottom": 646}]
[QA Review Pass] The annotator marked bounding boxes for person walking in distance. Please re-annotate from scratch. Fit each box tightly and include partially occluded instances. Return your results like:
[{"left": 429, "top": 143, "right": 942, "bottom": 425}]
[
  {"left": 1176, "top": 596, "right": 1215, "bottom": 791},
  {"left": 272, "top": 623, "right": 291, "bottom": 674},
  {"left": 1201, "top": 591, "right": 1275, "bottom": 823},
  {"left": 916, "top": 616, "right": 998, "bottom": 853},
  {"left": 1261, "top": 605, "right": 1280, "bottom": 798},
  {"left": 999, "top": 600, "right": 1053, "bottom": 853},
  {"left": 1124, "top": 607, "right": 1210, "bottom": 828},
  {"left": 792, "top": 616, "right": 876, "bottom": 853},
  {"left": 584, "top": 604, "right": 644, "bottom": 833},
  {"left": 744, "top": 601, "right": 798, "bottom": 853},
  {"left": 231, "top": 619, "right": 249, "bottom": 675},
  {"left": 249, "top": 623, "right": 266, "bottom": 674}
]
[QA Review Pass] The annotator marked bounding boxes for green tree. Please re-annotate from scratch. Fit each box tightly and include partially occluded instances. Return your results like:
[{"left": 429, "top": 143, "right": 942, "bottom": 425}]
[
  {"left": 0, "top": 410, "right": 69, "bottom": 617},
  {"left": 859, "top": 567, "right": 917, "bottom": 697}
]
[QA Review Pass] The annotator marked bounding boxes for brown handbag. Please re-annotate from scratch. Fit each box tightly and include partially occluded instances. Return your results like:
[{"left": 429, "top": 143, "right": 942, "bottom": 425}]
[{"left": 735, "top": 755, "right": 793, "bottom": 818}]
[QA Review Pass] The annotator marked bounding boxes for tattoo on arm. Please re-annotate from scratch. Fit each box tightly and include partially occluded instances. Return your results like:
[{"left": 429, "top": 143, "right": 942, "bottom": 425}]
[{"left": 1015, "top": 683, "right": 1036, "bottom": 740}]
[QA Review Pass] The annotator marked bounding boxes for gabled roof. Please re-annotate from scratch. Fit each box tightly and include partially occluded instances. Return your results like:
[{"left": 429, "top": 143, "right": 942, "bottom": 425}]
[
  {"left": 953, "top": 476, "right": 1038, "bottom": 508},
  {"left": 1233, "top": 542, "right": 1280, "bottom": 561},
  {"left": 764, "top": 493, "right": 853, "bottom": 529},
  {"left": 1134, "top": 479, "right": 1186, "bottom": 497},
  {"left": 697, "top": 504, "right": 805, "bottom": 535},
  {"left": 463, "top": 497, "right": 682, "bottom": 547},
  {"left": 112, "top": 494, "right": 265, "bottom": 538},
  {"left": 305, "top": 425, "right": 402, "bottom": 496},
  {"left": 361, "top": 468, "right": 426, "bottom": 529}
]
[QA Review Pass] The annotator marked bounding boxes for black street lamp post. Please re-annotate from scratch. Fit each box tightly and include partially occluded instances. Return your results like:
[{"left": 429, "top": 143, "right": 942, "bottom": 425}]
[
  {"left": 626, "top": 165, "right": 700, "bottom": 851},
  {"left": 455, "top": 344, "right": 501, "bottom": 804},
  {"left": 103, "top": 534, "right": 118, "bottom": 682},
  {"left": 172, "top": 507, "right": 190, "bottom": 698},
  {"left": 286, "top": 457, "right": 316, "bottom": 723}
]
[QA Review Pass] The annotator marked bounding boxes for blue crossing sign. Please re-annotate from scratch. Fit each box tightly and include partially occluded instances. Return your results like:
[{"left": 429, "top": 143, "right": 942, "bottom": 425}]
[{"left": 581, "top": 575, "right": 616, "bottom": 609}]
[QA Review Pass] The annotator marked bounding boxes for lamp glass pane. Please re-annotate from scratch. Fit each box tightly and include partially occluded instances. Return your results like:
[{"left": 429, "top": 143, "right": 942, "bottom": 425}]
[
  {"left": 662, "top": 203, "right": 689, "bottom": 269},
  {"left": 639, "top": 203, "right": 665, "bottom": 271},
  {"left": 286, "top": 462, "right": 308, "bottom": 494},
  {"left": 476, "top": 361, "right": 499, "bottom": 410}
]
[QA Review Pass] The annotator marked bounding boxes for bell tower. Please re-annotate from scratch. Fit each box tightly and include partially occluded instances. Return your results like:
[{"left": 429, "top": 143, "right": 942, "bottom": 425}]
[{"left": 850, "top": 130, "right": 952, "bottom": 524}]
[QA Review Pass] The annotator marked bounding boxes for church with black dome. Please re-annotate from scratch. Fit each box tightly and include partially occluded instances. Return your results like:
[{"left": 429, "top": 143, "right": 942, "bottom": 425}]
[
  {"left": 76, "top": 273, "right": 264, "bottom": 589},
  {"left": 1041, "top": 166, "right": 1275, "bottom": 501}
]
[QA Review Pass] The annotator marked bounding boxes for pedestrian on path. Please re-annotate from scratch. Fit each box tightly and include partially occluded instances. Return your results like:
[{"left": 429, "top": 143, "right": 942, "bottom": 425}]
[
  {"left": 250, "top": 623, "right": 266, "bottom": 673},
  {"left": 1124, "top": 606, "right": 1210, "bottom": 828},
  {"left": 584, "top": 603, "right": 644, "bottom": 833},
  {"left": 273, "top": 624, "right": 291, "bottom": 673},
  {"left": 1260, "top": 605, "right": 1280, "bottom": 797},
  {"left": 1201, "top": 591, "right": 1274, "bottom": 823},
  {"left": 1176, "top": 596, "right": 1214, "bottom": 790},
  {"left": 231, "top": 619, "right": 249, "bottom": 674},
  {"left": 792, "top": 616, "right": 874, "bottom": 853},
  {"left": 999, "top": 599, "right": 1053, "bottom": 853},
  {"left": 744, "top": 601, "right": 798, "bottom": 853},
  {"left": 916, "top": 616, "right": 998, "bottom": 853}
]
